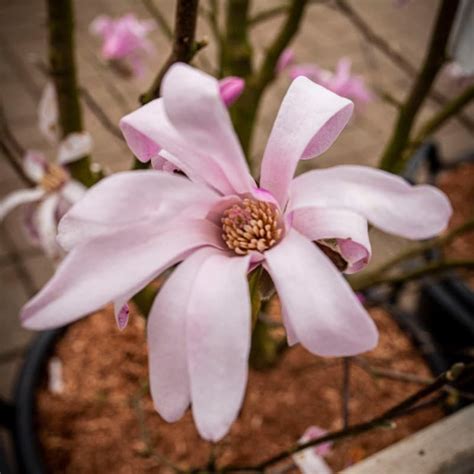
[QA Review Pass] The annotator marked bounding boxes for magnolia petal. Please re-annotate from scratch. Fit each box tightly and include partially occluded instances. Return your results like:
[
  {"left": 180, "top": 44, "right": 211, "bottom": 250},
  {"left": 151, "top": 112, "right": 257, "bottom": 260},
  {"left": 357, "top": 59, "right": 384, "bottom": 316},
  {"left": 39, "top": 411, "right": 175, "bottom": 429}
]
[
  {"left": 265, "top": 229, "right": 378, "bottom": 357},
  {"left": 187, "top": 251, "right": 251, "bottom": 441},
  {"left": 276, "top": 48, "right": 295, "bottom": 73},
  {"left": 290, "top": 207, "right": 371, "bottom": 274},
  {"left": 161, "top": 63, "right": 255, "bottom": 195},
  {"left": 289, "top": 165, "right": 452, "bottom": 240},
  {"left": 36, "top": 193, "right": 61, "bottom": 258},
  {"left": 0, "top": 188, "right": 45, "bottom": 220},
  {"left": 58, "top": 171, "right": 220, "bottom": 250},
  {"left": 114, "top": 301, "right": 130, "bottom": 330},
  {"left": 89, "top": 15, "right": 113, "bottom": 37},
  {"left": 148, "top": 248, "right": 216, "bottom": 423},
  {"left": 120, "top": 99, "right": 235, "bottom": 195},
  {"left": 60, "top": 180, "right": 87, "bottom": 205},
  {"left": 260, "top": 76, "right": 353, "bottom": 206},
  {"left": 38, "top": 82, "right": 59, "bottom": 144},
  {"left": 23, "top": 151, "right": 47, "bottom": 183},
  {"left": 21, "top": 218, "right": 222, "bottom": 330},
  {"left": 293, "top": 450, "right": 332, "bottom": 474},
  {"left": 57, "top": 132, "right": 93, "bottom": 165}
]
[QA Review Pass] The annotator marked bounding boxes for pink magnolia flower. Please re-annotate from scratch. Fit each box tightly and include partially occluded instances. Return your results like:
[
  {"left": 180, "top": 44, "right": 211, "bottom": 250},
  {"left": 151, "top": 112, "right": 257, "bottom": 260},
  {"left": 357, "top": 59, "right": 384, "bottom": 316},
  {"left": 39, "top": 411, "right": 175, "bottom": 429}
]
[
  {"left": 0, "top": 150, "right": 87, "bottom": 258},
  {"left": 293, "top": 426, "right": 333, "bottom": 474},
  {"left": 289, "top": 58, "right": 374, "bottom": 107},
  {"left": 90, "top": 13, "right": 155, "bottom": 77},
  {"left": 21, "top": 64, "right": 451, "bottom": 441},
  {"left": 445, "top": 62, "right": 474, "bottom": 88}
]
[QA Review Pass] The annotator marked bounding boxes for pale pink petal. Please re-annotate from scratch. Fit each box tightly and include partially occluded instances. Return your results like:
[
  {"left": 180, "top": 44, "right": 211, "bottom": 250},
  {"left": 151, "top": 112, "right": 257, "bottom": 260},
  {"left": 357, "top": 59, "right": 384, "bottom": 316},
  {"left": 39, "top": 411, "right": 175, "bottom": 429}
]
[
  {"left": 290, "top": 207, "right": 371, "bottom": 273},
  {"left": 37, "top": 82, "right": 59, "bottom": 144},
  {"left": 23, "top": 151, "right": 47, "bottom": 183},
  {"left": 187, "top": 251, "right": 251, "bottom": 441},
  {"left": 89, "top": 15, "right": 113, "bottom": 37},
  {"left": 260, "top": 76, "right": 353, "bottom": 206},
  {"left": 36, "top": 193, "right": 61, "bottom": 258},
  {"left": 0, "top": 188, "right": 45, "bottom": 220},
  {"left": 219, "top": 76, "right": 245, "bottom": 106},
  {"left": 57, "top": 171, "right": 220, "bottom": 250},
  {"left": 148, "top": 247, "right": 216, "bottom": 423},
  {"left": 293, "top": 449, "right": 332, "bottom": 474},
  {"left": 289, "top": 165, "right": 452, "bottom": 239},
  {"left": 276, "top": 48, "right": 295, "bottom": 73},
  {"left": 300, "top": 426, "right": 332, "bottom": 457},
  {"left": 161, "top": 63, "right": 255, "bottom": 194},
  {"left": 288, "top": 64, "right": 322, "bottom": 81},
  {"left": 120, "top": 99, "right": 236, "bottom": 194},
  {"left": 114, "top": 301, "right": 129, "bottom": 330},
  {"left": 60, "top": 180, "right": 87, "bottom": 205},
  {"left": 265, "top": 229, "right": 378, "bottom": 356},
  {"left": 57, "top": 132, "right": 93, "bottom": 165},
  {"left": 21, "top": 218, "right": 223, "bottom": 330}
]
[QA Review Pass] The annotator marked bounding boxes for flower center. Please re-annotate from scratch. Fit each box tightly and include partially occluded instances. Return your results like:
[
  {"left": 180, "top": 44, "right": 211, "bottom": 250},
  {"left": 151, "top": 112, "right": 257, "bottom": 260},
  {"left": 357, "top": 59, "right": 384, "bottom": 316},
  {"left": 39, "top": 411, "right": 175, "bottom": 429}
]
[
  {"left": 221, "top": 198, "right": 283, "bottom": 255},
  {"left": 41, "top": 164, "right": 68, "bottom": 193}
]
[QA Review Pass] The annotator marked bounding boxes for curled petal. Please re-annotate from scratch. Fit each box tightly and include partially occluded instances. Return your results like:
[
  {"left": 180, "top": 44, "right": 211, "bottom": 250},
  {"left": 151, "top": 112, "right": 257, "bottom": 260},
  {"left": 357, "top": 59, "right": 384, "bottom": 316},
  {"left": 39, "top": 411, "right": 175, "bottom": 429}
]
[
  {"left": 58, "top": 171, "right": 220, "bottom": 250},
  {"left": 148, "top": 247, "right": 216, "bottom": 423},
  {"left": 23, "top": 151, "right": 47, "bottom": 183},
  {"left": 21, "top": 218, "right": 223, "bottom": 330},
  {"left": 187, "top": 251, "right": 251, "bottom": 441},
  {"left": 161, "top": 63, "right": 255, "bottom": 194},
  {"left": 291, "top": 207, "right": 371, "bottom": 274},
  {"left": 265, "top": 229, "right": 378, "bottom": 357},
  {"left": 260, "top": 76, "right": 353, "bottom": 206},
  {"left": 0, "top": 188, "right": 45, "bottom": 220},
  {"left": 289, "top": 165, "right": 452, "bottom": 239},
  {"left": 114, "top": 301, "right": 129, "bottom": 330}
]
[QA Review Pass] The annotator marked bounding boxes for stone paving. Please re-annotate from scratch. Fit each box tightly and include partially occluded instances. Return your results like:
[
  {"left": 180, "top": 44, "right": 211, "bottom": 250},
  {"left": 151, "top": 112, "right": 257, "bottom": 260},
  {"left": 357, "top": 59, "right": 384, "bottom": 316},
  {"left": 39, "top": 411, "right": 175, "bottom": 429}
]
[{"left": 0, "top": 0, "right": 473, "bottom": 431}]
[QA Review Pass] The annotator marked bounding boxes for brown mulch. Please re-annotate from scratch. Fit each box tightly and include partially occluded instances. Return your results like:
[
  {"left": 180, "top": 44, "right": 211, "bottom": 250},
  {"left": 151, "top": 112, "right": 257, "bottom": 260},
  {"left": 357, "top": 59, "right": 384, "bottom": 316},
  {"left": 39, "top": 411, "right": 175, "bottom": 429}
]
[
  {"left": 36, "top": 303, "right": 442, "bottom": 473},
  {"left": 437, "top": 161, "right": 474, "bottom": 286}
]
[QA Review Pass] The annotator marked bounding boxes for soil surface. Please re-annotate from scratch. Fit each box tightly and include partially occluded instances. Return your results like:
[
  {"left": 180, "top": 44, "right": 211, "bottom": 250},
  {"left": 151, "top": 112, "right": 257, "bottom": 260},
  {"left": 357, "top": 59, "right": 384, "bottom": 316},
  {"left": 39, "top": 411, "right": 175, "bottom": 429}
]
[
  {"left": 36, "top": 304, "right": 442, "bottom": 473},
  {"left": 437, "top": 162, "right": 474, "bottom": 287}
]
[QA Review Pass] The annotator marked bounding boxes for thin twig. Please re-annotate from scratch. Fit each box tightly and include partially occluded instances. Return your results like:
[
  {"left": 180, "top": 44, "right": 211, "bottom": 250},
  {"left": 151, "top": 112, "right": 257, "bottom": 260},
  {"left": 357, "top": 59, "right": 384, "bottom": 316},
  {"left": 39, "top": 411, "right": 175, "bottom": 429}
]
[
  {"left": 334, "top": 0, "right": 474, "bottom": 134},
  {"left": 140, "top": 0, "right": 200, "bottom": 104},
  {"left": 352, "top": 259, "right": 474, "bottom": 291},
  {"left": 350, "top": 219, "right": 474, "bottom": 291},
  {"left": 142, "top": 0, "right": 173, "bottom": 40},
  {"left": 221, "top": 363, "right": 470, "bottom": 472},
  {"left": 78, "top": 86, "right": 124, "bottom": 140}
]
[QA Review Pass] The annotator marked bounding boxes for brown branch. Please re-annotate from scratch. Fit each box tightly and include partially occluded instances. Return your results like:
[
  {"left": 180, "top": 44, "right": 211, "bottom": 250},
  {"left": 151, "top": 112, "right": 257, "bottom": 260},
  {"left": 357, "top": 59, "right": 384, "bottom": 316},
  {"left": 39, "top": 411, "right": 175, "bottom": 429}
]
[
  {"left": 335, "top": 0, "right": 474, "bottom": 134},
  {"left": 221, "top": 363, "right": 470, "bottom": 472},
  {"left": 140, "top": 0, "right": 200, "bottom": 104},
  {"left": 379, "top": 0, "right": 461, "bottom": 172},
  {"left": 46, "top": 0, "right": 96, "bottom": 186}
]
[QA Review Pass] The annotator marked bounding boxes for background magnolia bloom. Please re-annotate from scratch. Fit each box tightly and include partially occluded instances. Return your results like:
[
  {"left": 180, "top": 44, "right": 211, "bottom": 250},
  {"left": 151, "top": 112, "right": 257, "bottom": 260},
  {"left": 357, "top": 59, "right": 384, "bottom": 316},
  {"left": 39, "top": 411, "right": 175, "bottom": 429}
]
[
  {"left": 289, "top": 57, "right": 374, "bottom": 107},
  {"left": 292, "top": 426, "right": 333, "bottom": 474},
  {"left": 38, "top": 82, "right": 59, "bottom": 144},
  {"left": 90, "top": 13, "right": 155, "bottom": 77},
  {"left": 276, "top": 47, "right": 295, "bottom": 73},
  {"left": 0, "top": 150, "right": 87, "bottom": 258},
  {"left": 21, "top": 64, "right": 451, "bottom": 441}
]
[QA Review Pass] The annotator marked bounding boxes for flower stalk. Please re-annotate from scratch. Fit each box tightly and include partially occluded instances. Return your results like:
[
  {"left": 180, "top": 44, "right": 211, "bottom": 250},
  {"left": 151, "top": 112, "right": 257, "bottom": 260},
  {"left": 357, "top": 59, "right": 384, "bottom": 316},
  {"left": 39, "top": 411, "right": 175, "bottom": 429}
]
[{"left": 46, "top": 0, "right": 96, "bottom": 187}]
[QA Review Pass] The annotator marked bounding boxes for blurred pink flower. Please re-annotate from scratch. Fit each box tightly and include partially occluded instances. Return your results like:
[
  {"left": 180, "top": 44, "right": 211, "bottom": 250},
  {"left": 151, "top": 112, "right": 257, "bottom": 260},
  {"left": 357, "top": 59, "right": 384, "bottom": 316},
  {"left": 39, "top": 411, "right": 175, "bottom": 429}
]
[
  {"left": 21, "top": 64, "right": 451, "bottom": 441},
  {"left": 219, "top": 76, "right": 245, "bottom": 106},
  {"left": 90, "top": 13, "right": 155, "bottom": 77},
  {"left": 445, "top": 62, "right": 474, "bottom": 88},
  {"left": 276, "top": 47, "right": 295, "bottom": 73},
  {"left": 289, "top": 58, "right": 374, "bottom": 107},
  {"left": 293, "top": 426, "right": 333, "bottom": 474},
  {"left": 0, "top": 150, "right": 87, "bottom": 258}
]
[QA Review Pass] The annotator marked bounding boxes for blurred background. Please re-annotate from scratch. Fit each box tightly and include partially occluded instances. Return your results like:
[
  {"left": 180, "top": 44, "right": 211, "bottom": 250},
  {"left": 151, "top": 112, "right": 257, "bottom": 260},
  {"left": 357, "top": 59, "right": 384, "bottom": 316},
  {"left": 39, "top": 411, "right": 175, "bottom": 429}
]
[{"left": 0, "top": 0, "right": 473, "bottom": 434}]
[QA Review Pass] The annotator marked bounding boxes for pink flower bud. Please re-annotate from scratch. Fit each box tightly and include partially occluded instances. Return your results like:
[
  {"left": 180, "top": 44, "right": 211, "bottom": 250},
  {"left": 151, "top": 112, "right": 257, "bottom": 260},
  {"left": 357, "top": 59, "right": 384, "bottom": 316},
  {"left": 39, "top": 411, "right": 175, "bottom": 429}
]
[{"left": 219, "top": 76, "right": 245, "bottom": 106}]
